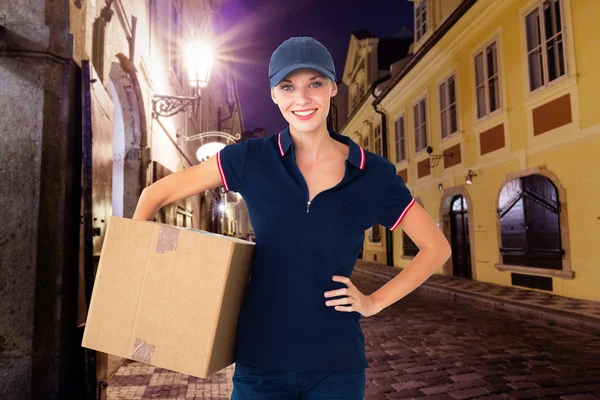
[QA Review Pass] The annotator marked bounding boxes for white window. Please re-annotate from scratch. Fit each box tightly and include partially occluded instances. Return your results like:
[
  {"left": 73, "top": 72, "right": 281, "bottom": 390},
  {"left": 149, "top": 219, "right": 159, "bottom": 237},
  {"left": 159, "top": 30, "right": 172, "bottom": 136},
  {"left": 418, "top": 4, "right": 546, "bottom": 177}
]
[
  {"left": 439, "top": 74, "right": 458, "bottom": 139},
  {"left": 374, "top": 126, "right": 382, "bottom": 156},
  {"left": 363, "top": 135, "right": 369, "bottom": 150},
  {"left": 413, "top": 97, "right": 428, "bottom": 153},
  {"left": 525, "top": 0, "right": 566, "bottom": 91},
  {"left": 394, "top": 116, "right": 406, "bottom": 162},
  {"left": 474, "top": 41, "right": 500, "bottom": 119},
  {"left": 415, "top": 0, "right": 428, "bottom": 42}
]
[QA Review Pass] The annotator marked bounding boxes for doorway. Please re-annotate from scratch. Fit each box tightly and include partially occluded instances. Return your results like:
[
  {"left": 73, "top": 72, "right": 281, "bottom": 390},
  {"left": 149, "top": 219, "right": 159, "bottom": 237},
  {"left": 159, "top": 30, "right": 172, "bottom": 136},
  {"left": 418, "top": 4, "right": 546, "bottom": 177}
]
[{"left": 449, "top": 195, "right": 472, "bottom": 278}]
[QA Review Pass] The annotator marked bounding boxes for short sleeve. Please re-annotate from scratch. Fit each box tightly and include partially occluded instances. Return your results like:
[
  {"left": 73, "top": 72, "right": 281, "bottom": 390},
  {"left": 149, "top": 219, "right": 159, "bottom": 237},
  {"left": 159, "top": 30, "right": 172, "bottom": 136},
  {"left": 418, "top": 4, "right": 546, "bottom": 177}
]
[
  {"left": 216, "top": 140, "right": 249, "bottom": 193},
  {"left": 375, "top": 173, "right": 415, "bottom": 231}
]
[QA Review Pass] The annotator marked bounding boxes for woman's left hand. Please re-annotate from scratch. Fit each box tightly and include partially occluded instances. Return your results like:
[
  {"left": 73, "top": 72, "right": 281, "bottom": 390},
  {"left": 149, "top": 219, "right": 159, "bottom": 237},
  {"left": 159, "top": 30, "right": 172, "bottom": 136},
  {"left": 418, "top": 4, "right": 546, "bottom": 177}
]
[{"left": 324, "top": 275, "right": 381, "bottom": 318}]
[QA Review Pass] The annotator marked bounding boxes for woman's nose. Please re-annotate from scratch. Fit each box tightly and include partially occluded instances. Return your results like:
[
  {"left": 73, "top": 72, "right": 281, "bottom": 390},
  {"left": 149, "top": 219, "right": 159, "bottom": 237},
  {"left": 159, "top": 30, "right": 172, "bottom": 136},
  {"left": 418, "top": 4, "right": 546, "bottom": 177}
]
[{"left": 294, "top": 87, "right": 311, "bottom": 105}]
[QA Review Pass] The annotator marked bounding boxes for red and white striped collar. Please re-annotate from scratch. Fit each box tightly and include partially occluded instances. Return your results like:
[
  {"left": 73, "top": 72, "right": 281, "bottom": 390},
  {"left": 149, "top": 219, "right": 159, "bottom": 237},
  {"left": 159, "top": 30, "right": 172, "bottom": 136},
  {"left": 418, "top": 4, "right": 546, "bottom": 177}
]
[{"left": 277, "top": 127, "right": 366, "bottom": 170}]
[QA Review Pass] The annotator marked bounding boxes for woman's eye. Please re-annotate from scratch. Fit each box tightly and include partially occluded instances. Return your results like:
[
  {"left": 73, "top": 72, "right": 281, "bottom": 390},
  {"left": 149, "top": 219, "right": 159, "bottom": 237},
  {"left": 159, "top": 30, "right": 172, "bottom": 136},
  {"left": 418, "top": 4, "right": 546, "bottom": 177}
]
[{"left": 280, "top": 82, "right": 322, "bottom": 91}]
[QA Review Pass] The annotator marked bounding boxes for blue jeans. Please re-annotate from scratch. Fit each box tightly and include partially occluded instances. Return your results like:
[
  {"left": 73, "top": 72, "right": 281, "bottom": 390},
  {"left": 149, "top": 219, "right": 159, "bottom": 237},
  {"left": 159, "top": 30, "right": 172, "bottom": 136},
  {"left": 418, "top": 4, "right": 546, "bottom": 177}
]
[{"left": 231, "top": 362, "right": 366, "bottom": 399}]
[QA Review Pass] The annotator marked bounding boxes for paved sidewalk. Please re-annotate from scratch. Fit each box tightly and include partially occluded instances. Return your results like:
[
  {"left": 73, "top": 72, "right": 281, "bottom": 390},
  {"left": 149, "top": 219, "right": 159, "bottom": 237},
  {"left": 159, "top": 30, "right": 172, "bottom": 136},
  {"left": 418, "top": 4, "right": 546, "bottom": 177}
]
[
  {"left": 106, "top": 363, "right": 232, "bottom": 399},
  {"left": 106, "top": 260, "right": 600, "bottom": 399},
  {"left": 353, "top": 260, "right": 600, "bottom": 337}
]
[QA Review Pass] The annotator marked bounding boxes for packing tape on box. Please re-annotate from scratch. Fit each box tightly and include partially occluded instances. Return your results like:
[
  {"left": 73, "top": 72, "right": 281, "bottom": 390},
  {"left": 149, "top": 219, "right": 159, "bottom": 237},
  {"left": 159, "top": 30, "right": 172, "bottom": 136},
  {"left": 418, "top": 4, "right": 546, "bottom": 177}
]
[
  {"left": 156, "top": 225, "right": 180, "bottom": 254},
  {"left": 131, "top": 338, "right": 155, "bottom": 363}
]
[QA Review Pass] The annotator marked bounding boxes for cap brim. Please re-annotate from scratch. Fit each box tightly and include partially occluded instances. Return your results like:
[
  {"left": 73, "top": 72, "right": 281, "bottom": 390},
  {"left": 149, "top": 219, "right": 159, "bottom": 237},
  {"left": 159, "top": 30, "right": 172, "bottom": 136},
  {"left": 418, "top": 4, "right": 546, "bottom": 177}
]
[{"left": 269, "top": 63, "right": 336, "bottom": 87}]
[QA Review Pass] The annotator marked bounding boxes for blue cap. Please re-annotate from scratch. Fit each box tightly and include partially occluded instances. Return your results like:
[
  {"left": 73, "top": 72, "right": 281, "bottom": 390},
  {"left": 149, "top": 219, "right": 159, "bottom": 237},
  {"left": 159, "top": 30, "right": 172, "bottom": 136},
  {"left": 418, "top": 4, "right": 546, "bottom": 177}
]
[{"left": 269, "top": 37, "right": 336, "bottom": 87}]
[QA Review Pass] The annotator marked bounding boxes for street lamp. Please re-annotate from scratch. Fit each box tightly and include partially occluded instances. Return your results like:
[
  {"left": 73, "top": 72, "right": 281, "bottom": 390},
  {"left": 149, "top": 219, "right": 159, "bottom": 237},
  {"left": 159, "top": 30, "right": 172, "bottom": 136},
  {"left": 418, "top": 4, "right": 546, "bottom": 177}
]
[
  {"left": 185, "top": 42, "right": 213, "bottom": 89},
  {"left": 465, "top": 169, "right": 478, "bottom": 185},
  {"left": 177, "top": 130, "right": 242, "bottom": 163},
  {"left": 152, "top": 42, "right": 214, "bottom": 118}
]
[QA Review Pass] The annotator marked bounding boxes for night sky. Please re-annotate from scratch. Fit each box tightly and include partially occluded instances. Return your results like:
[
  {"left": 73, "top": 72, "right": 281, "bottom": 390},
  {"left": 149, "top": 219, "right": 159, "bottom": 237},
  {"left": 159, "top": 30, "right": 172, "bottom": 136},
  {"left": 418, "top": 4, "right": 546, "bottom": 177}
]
[{"left": 218, "top": 0, "right": 414, "bottom": 136}]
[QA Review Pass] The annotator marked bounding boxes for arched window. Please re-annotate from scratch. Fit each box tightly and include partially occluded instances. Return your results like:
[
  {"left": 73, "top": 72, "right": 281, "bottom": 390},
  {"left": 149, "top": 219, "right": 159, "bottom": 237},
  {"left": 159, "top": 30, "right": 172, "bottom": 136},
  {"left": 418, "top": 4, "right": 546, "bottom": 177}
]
[
  {"left": 498, "top": 174, "right": 563, "bottom": 269},
  {"left": 368, "top": 225, "right": 381, "bottom": 243},
  {"left": 452, "top": 195, "right": 467, "bottom": 212}
]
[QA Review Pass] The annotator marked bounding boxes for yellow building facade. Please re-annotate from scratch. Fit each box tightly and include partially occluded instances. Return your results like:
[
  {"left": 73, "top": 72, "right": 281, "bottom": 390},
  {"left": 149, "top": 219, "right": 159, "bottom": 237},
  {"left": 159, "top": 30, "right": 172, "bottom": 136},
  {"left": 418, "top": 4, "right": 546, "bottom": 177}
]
[{"left": 337, "top": 0, "right": 600, "bottom": 300}]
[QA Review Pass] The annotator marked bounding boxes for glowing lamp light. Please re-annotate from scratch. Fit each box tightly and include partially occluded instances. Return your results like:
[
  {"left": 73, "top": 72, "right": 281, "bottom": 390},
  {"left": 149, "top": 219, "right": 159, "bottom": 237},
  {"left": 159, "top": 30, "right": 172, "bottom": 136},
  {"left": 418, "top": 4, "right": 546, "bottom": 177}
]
[
  {"left": 196, "top": 142, "right": 225, "bottom": 163},
  {"left": 185, "top": 43, "right": 214, "bottom": 88},
  {"left": 466, "top": 169, "right": 477, "bottom": 185}
]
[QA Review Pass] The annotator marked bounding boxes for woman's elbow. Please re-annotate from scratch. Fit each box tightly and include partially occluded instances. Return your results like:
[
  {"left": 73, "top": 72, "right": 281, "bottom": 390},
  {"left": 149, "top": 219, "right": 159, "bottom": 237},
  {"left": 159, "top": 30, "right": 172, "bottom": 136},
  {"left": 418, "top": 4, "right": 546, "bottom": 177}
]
[
  {"left": 430, "top": 232, "right": 452, "bottom": 261},
  {"left": 420, "top": 234, "right": 451, "bottom": 261}
]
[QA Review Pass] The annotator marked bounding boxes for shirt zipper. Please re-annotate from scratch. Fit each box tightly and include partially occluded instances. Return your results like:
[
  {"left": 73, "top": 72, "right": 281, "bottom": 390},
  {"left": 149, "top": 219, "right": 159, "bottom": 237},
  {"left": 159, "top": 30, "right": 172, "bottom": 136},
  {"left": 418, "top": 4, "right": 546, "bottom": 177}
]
[
  {"left": 293, "top": 145, "right": 347, "bottom": 214},
  {"left": 293, "top": 145, "right": 314, "bottom": 214}
]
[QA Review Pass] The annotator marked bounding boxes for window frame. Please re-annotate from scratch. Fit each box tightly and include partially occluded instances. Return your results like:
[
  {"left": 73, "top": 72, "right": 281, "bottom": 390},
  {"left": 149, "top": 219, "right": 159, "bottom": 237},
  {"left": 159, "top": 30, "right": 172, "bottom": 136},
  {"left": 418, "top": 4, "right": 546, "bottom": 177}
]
[
  {"left": 368, "top": 224, "right": 382, "bottom": 243},
  {"left": 524, "top": 0, "right": 568, "bottom": 93},
  {"left": 413, "top": 95, "right": 429, "bottom": 154},
  {"left": 414, "top": 0, "right": 429, "bottom": 42},
  {"left": 439, "top": 72, "right": 458, "bottom": 139},
  {"left": 374, "top": 125, "right": 382, "bottom": 156},
  {"left": 394, "top": 114, "right": 407, "bottom": 163},
  {"left": 473, "top": 39, "right": 502, "bottom": 120}
]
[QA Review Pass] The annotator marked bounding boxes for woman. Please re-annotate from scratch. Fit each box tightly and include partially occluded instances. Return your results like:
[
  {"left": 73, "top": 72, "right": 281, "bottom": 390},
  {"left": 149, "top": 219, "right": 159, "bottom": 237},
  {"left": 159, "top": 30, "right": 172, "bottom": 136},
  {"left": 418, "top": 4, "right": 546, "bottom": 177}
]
[{"left": 133, "top": 37, "right": 451, "bottom": 399}]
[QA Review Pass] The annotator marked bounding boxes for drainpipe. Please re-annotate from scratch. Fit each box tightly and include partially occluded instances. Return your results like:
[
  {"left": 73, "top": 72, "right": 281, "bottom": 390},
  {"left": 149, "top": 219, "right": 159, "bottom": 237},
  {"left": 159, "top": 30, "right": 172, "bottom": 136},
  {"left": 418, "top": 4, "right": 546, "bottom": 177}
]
[{"left": 371, "top": 74, "right": 395, "bottom": 267}]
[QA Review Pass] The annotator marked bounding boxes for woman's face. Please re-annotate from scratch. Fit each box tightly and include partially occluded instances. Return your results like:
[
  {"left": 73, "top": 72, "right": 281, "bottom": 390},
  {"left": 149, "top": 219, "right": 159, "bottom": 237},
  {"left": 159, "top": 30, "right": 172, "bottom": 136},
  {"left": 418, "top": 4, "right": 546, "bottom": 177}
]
[{"left": 271, "top": 68, "right": 338, "bottom": 133}]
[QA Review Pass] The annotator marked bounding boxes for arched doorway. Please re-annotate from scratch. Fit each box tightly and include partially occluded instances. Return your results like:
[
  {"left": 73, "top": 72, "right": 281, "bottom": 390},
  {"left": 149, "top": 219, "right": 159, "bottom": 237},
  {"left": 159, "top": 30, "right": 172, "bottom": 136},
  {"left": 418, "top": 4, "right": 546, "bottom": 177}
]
[
  {"left": 498, "top": 174, "right": 563, "bottom": 269},
  {"left": 108, "top": 61, "right": 147, "bottom": 218},
  {"left": 450, "top": 195, "right": 472, "bottom": 278},
  {"left": 107, "top": 79, "right": 124, "bottom": 217}
]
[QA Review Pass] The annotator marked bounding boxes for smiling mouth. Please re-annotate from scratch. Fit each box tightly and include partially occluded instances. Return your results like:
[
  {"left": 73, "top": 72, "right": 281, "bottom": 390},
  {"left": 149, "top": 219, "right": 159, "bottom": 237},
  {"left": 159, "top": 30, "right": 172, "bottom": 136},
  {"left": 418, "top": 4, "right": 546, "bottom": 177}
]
[{"left": 292, "top": 109, "right": 317, "bottom": 116}]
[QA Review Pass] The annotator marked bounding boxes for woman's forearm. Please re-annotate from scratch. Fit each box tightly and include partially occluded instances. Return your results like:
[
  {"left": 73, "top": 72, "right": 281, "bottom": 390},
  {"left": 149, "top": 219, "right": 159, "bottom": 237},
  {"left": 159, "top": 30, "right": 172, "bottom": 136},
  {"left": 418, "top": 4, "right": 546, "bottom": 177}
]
[
  {"left": 369, "top": 245, "right": 451, "bottom": 313},
  {"left": 132, "top": 186, "right": 164, "bottom": 221}
]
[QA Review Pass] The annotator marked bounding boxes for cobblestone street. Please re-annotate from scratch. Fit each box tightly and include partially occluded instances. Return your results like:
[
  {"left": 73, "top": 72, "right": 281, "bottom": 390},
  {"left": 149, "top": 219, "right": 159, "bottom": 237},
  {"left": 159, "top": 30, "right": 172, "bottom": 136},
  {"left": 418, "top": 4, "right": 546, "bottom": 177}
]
[{"left": 107, "top": 269, "right": 600, "bottom": 399}]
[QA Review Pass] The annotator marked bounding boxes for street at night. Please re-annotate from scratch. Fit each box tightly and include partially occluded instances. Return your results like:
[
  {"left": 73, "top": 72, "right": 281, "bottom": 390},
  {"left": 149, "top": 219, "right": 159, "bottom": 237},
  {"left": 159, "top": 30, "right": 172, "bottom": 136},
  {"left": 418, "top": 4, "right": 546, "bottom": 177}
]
[
  {"left": 104, "top": 262, "right": 600, "bottom": 399},
  {"left": 2, "top": 0, "right": 600, "bottom": 399}
]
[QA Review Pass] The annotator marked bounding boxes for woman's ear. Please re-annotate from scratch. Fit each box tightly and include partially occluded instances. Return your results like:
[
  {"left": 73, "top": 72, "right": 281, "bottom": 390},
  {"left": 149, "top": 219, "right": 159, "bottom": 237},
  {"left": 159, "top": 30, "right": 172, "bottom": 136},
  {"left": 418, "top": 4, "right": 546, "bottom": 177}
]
[
  {"left": 271, "top": 87, "right": 277, "bottom": 104},
  {"left": 331, "top": 81, "right": 338, "bottom": 97}
]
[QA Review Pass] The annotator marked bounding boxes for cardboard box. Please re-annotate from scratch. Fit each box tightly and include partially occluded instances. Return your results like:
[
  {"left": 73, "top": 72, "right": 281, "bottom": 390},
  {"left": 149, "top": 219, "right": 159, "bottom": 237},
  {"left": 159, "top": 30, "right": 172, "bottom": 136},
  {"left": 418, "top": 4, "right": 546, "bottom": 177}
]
[{"left": 82, "top": 216, "right": 255, "bottom": 378}]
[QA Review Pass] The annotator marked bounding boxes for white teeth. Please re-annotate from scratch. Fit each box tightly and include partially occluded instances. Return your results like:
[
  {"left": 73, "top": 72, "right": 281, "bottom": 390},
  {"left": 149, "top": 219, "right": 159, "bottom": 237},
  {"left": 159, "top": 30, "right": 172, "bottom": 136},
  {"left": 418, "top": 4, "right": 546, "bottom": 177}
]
[{"left": 293, "top": 109, "right": 317, "bottom": 116}]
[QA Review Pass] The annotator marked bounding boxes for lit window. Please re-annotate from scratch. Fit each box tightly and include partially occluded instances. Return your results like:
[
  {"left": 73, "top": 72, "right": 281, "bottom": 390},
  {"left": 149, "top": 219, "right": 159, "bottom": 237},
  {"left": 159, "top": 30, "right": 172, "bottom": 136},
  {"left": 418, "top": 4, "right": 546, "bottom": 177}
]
[
  {"left": 415, "top": 1, "right": 428, "bottom": 41},
  {"left": 413, "top": 97, "right": 428, "bottom": 153},
  {"left": 439, "top": 74, "right": 458, "bottom": 139},
  {"left": 474, "top": 41, "right": 500, "bottom": 119},
  {"left": 525, "top": 0, "right": 566, "bottom": 91}
]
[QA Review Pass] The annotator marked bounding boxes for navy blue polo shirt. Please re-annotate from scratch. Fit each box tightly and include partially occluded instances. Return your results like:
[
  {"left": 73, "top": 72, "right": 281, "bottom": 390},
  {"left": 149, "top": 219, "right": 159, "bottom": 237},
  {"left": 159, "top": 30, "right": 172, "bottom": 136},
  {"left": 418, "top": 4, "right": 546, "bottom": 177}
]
[{"left": 216, "top": 126, "right": 415, "bottom": 372}]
